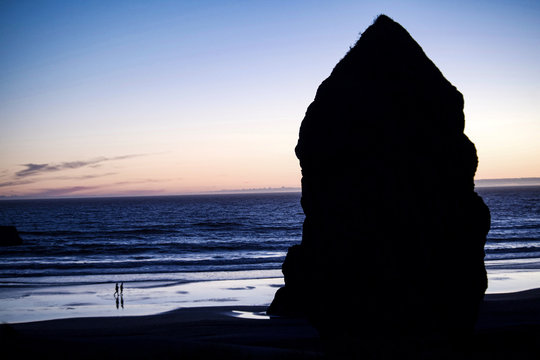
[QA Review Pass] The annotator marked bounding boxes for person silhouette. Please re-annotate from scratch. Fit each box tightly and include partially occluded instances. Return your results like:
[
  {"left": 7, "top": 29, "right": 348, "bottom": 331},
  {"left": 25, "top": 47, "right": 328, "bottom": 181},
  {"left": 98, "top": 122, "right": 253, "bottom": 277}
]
[
  {"left": 120, "top": 282, "right": 123, "bottom": 295},
  {"left": 114, "top": 282, "right": 119, "bottom": 296}
]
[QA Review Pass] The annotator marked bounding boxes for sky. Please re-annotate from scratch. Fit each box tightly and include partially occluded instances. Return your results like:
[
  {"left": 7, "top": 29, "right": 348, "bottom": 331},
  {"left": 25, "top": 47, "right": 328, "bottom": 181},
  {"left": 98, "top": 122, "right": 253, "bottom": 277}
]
[{"left": 1, "top": 0, "right": 539, "bottom": 198}]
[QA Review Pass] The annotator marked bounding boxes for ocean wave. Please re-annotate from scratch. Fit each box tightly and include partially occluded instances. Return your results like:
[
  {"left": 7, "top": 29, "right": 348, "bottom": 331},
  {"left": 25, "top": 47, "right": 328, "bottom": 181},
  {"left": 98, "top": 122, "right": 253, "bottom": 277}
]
[
  {"left": 18, "top": 225, "right": 300, "bottom": 239},
  {"left": 18, "top": 230, "right": 90, "bottom": 236},
  {"left": 0, "top": 258, "right": 286, "bottom": 278},
  {"left": 490, "top": 224, "right": 540, "bottom": 231},
  {"left": 485, "top": 246, "right": 540, "bottom": 254},
  {"left": 485, "top": 251, "right": 540, "bottom": 261},
  {"left": 487, "top": 237, "right": 539, "bottom": 242},
  {"left": 2, "top": 235, "right": 298, "bottom": 253},
  {"left": 192, "top": 221, "right": 246, "bottom": 229},
  {"left": 0, "top": 255, "right": 284, "bottom": 270},
  {"left": 19, "top": 228, "right": 179, "bottom": 237}
]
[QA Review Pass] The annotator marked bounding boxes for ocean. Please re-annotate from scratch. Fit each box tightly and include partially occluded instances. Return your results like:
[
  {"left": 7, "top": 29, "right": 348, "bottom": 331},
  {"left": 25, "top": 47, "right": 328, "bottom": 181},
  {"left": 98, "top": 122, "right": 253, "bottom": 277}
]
[
  {"left": 0, "top": 192, "right": 302, "bottom": 286},
  {"left": 0, "top": 187, "right": 539, "bottom": 322},
  {"left": 1, "top": 188, "right": 539, "bottom": 287}
]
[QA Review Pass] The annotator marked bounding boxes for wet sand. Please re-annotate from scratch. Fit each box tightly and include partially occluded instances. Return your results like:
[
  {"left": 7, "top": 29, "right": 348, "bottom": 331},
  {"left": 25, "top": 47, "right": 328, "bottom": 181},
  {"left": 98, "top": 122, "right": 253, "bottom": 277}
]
[{"left": 0, "top": 277, "right": 285, "bottom": 324}]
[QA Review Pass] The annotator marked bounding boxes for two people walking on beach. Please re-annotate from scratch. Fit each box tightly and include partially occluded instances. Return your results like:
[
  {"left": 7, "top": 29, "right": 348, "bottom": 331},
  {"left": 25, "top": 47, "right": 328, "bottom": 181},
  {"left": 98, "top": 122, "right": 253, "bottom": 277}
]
[{"left": 114, "top": 282, "right": 124, "bottom": 309}]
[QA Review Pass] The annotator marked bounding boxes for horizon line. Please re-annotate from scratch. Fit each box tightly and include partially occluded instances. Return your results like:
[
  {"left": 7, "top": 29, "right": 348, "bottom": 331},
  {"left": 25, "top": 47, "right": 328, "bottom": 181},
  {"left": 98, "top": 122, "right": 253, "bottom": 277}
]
[{"left": 1, "top": 178, "right": 539, "bottom": 200}]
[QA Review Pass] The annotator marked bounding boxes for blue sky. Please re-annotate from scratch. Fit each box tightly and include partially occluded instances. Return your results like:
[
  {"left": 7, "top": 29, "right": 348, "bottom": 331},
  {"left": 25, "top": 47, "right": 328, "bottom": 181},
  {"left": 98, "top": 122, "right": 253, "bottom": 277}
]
[{"left": 1, "top": 0, "right": 539, "bottom": 197}]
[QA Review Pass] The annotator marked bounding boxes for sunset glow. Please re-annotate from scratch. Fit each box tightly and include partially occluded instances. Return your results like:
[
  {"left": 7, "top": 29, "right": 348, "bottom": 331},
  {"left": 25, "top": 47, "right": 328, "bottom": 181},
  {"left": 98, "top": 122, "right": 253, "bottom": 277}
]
[{"left": 1, "top": 0, "right": 539, "bottom": 198}]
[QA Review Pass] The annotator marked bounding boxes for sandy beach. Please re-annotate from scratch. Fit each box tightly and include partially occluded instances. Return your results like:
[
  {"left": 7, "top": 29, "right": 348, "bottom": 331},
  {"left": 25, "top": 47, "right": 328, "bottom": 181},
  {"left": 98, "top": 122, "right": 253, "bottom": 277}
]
[
  {"left": 2, "top": 281, "right": 540, "bottom": 359},
  {"left": 2, "top": 305, "right": 321, "bottom": 359}
]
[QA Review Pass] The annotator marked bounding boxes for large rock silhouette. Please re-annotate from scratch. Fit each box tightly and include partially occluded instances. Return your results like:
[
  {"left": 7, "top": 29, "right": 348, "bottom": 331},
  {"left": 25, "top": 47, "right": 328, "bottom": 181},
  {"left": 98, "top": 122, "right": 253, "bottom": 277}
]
[{"left": 268, "top": 14, "right": 490, "bottom": 352}]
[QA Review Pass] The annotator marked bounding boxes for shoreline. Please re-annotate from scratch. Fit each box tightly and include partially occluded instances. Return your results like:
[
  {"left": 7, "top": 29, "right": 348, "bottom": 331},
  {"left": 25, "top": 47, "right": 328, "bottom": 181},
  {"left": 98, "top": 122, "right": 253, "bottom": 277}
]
[{"left": 2, "top": 267, "right": 540, "bottom": 324}]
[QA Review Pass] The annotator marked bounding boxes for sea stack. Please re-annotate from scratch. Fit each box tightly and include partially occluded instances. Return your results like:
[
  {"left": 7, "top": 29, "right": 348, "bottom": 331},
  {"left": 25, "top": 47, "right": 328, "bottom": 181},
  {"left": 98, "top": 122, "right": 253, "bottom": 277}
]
[
  {"left": 268, "top": 14, "right": 490, "bottom": 353},
  {"left": 0, "top": 226, "right": 23, "bottom": 246}
]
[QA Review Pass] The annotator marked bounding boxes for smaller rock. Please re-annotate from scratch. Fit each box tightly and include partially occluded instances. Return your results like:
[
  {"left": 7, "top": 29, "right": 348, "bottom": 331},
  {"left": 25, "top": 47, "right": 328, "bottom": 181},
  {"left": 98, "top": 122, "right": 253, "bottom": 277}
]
[{"left": 0, "top": 226, "right": 23, "bottom": 246}]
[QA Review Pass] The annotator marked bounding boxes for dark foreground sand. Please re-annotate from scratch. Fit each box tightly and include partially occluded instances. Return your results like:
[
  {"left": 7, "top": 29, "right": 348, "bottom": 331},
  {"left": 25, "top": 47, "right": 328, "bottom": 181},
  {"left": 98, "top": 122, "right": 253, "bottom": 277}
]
[{"left": 2, "top": 289, "right": 540, "bottom": 359}]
